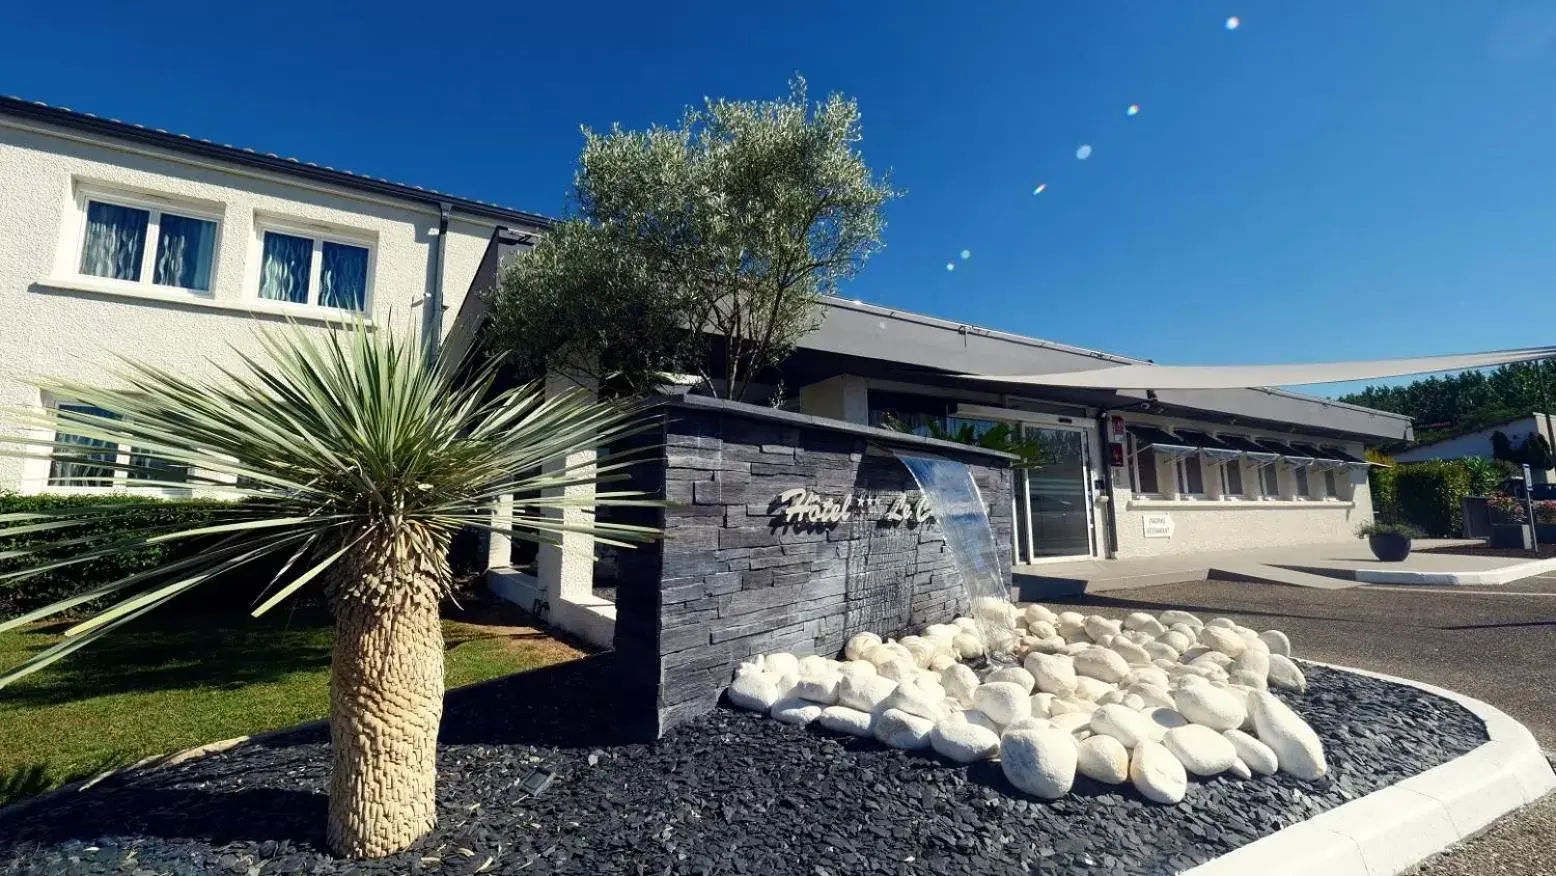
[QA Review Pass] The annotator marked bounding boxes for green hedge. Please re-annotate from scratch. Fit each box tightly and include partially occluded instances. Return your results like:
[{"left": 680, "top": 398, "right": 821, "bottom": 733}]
[
  {"left": 0, "top": 493, "right": 234, "bottom": 620},
  {"left": 1392, "top": 461, "right": 1473, "bottom": 538}
]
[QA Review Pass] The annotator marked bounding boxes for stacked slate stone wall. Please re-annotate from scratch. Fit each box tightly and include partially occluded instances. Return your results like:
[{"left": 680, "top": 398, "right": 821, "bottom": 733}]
[{"left": 614, "top": 395, "right": 1014, "bottom": 738}]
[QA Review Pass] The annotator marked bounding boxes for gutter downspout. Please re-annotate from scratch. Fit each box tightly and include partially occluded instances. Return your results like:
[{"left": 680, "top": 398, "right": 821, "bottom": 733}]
[{"left": 422, "top": 202, "right": 452, "bottom": 364}]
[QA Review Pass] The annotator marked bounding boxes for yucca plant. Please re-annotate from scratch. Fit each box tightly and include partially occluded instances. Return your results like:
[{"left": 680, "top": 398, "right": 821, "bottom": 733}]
[{"left": 0, "top": 326, "right": 660, "bottom": 857}]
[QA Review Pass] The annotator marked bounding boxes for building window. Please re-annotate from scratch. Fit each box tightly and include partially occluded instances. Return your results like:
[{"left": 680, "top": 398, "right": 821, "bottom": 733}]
[
  {"left": 1259, "top": 464, "right": 1280, "bottom": 498},
  {"left": 256, "top": 222, "right": 372, "bottom": 312},
  {"left": 1294, "top": 466, "right": 1311, "bottom": 497},
  {"left": 1322, "top": 468, "right": 1338, "bottom": 498},
  {"left": 1221, "top": 461, "right": 1244, "bottom": 496},
  {"left": 1175, "top": 455, "right": 1205, "bottom": 495},
  {"left": 46, "top": 402, "right": 188, "bottom": 492},
  {"left": 1130, "top": 436, "right": 1159, "bottom": 495},
  {"left": 75, "top": 194, "right": 218, "bottom": 292}
]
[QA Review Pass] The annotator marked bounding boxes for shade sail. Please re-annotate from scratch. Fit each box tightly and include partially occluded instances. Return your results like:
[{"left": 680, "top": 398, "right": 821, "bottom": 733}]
[{"left": 961, "top": 347, "right": 1556, "bottom": 390}]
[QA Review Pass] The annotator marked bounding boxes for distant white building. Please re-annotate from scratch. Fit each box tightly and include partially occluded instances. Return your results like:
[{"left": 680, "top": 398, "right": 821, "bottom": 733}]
[
  {"left": 0, "top": 96, "right": 550, "bottom": 495},
  {"left": 1393, "top": 413, "right": 1556, "bottom": 483}
]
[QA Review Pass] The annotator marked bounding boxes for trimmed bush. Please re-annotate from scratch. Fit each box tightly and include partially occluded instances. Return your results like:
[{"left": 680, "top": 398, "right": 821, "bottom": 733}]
[
  {"left": 0, "top": 492, "right": 232, "bottom": 620},
  {"left": 1393, "top": 461, "right": 1473, "bottom": 537}
]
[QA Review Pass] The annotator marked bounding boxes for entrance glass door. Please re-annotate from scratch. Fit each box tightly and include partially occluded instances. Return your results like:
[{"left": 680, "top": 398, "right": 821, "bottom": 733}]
[{"left": 1015, "top": 425, "right": 1094, "bottom": 562}]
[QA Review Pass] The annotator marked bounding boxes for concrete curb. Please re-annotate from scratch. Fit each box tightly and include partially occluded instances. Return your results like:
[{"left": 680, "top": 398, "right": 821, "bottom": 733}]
[
  {"left": 1182, "top": 661, "right": 1556, "bottom": 876},
  {"left": 1354, "top": 555, "right": 1556, "bottom": 586}
]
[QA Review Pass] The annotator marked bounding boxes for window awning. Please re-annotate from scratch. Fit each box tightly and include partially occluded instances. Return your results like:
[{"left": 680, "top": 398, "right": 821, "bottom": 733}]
[
  {"left": 1174, "top": 430, "right": 1243, "bottom": 463},
  {"left": 1256, "top": 440, "right": 1318, "bottom": 467},
  {"left": 1293, "top": 444, "right": 1350, "bottom": 470},
  {"left": 1126, "top": 425, "right": 1198, "bottom": 459},
  {"left": 1217, "top": 435, "right": 1281, "bottom": 464}
]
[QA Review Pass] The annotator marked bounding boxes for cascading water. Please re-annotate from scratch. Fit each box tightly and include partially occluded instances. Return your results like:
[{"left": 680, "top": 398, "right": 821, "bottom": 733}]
[{"left": 891, "top": 449, "right": 1018, "bottom": 665}]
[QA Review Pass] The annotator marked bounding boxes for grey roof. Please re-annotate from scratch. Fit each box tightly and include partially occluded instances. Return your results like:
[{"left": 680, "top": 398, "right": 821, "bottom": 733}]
[
  {"left": 0, "top": 95, "right": 554, "bottom": 230},
  {"left": 804, "top": 299, "right": 1415, "bottom": 442}
]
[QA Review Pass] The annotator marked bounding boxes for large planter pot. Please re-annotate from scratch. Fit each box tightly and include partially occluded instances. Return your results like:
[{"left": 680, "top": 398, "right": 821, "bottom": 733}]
[
  {"left": 1367, "top": 533, "right": 1413, "bottom": 562},
  {"left": 1491, "top": 524, "right": 1533, "bottom": 550}
]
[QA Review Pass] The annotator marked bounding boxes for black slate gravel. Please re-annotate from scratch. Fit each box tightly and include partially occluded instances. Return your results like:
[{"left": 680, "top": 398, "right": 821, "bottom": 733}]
[{"left": 0, "top": 658, "right": 1487, "bottom": 876}]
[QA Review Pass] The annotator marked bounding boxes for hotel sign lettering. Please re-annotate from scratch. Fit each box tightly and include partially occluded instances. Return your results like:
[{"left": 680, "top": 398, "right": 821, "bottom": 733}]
[{"left": 772, "top": 487, "right": 933, "bottom": 527}]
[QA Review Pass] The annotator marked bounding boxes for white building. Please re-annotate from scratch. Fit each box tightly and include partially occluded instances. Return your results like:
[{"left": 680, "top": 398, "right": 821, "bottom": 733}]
[
  {"left": 0, "top": 96, "right": 549, "bottom": 495},
  {"left": 0, "top": 97, "right": 1420, "bottom": 644},
  {"left": 1393, "top": 413, "right": 1556, "bottom": 483}
]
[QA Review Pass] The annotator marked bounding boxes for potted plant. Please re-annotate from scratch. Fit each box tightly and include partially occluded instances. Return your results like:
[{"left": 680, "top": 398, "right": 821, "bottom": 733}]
[
  {"left": 1357, "top": 520, "right": 1424, "bottom": 562},
  {"left": 1488, "top": 493, "right": 1532, "bottom": 550}
]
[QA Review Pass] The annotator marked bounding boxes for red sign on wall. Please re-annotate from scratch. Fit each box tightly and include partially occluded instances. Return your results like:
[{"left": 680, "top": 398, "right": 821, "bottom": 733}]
[
  {"left": 1109, "top": 443, "right": 1126, "bottom": 468},
  {"left": 1109, "top": 415, "right": 1127, "bottom": 444}
]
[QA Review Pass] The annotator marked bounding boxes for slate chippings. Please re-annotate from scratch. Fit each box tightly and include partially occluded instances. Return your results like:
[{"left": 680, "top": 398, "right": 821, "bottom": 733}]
[{"left": 0, "top": 661, "right": 1488, "bottom": 876}]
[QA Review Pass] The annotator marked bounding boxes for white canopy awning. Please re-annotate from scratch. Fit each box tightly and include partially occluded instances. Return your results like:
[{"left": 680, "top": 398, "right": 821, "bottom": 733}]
[{"left": 960, "top": 347, "right": 1556, "bottom": 391}]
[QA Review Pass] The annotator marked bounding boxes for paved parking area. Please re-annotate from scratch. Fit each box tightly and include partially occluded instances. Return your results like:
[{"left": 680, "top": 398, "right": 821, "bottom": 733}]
[{"left": 1050, "top": 575, "right": 1556, "bottom": 875}]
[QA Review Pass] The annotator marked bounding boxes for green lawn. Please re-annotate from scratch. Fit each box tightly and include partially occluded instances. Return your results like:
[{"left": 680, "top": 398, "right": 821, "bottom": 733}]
[{"left": 0, "top": 605, "right": 582, "bottom": 807}]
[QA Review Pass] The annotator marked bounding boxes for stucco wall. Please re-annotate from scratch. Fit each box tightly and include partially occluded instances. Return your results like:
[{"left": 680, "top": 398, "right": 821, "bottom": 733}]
[{"left": 0, "top": 118, "right": 501, "bottom": 492}]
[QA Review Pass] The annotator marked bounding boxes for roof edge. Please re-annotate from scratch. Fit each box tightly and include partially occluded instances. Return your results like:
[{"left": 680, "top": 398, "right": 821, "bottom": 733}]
[{"left": 1, "top": 95, "right": 555, "bottom": 230}]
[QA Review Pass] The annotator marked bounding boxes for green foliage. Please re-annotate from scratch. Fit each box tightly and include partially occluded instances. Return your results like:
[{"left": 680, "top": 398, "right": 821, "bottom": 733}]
[
  {"left": 491, "top": 76, "right": 898, "bottom": 400},
  {"left": 0, "top": 493, "right": 231, "bottom": 620},
  {"left": 1392, "top": 461, "right": 1473, "bottom": 537},
  {"left": 1367, "top": 451, "right": 1399, "bottom": 521},
  {"left": 1456, "top": 455, "right": 1517, "bottom": 495},
  {"left": 885, "top": 417, "right": 1051, "bottom": 468},
  {"left": 1356, "top": 520, "right": 1425, "bottom": 539},
  {"left": 1491, "top": 430, "right": 1554, "bottom": 470},
  {"left": 0, "top": 324, "right": 660, "bottom": 689},
  {"left": 1338, "top": 359, "right": 1556, "bottom": 446},
  {"left": 0, "top": 611, "right": 577, "bottom": 806}
]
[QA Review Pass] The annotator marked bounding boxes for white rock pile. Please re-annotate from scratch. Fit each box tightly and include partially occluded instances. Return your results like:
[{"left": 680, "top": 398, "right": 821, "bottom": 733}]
[{"left": 726, "top": 597, "right": 1327, "bottom": 805}]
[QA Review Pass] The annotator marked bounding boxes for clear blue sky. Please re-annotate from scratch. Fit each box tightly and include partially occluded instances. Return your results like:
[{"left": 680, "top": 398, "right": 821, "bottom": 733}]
[{"left": 5, "top": 1, "right": 1555, "bottom": 394}]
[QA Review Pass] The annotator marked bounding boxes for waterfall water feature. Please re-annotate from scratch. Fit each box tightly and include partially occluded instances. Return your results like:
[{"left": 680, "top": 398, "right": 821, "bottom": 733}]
[{"left": 891, "top": 449, "right": 1017, "bottom": 663}]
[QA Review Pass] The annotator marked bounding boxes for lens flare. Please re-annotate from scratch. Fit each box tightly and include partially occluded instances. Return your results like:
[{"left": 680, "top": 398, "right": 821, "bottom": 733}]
[
  {"left": 945, "top": 262, "right": 955, "bottom": 272},
  {"left": 1033, "top": 182, "right": 1047, "bottom": 195},
  {"left": 1225, "top": 16, "right": 1240, "bottom": 29},
  {"left": 1127, "top": 104, "right": 1140, "bottom": 116},
  {"left": 960, "top": 249, "right": 972, "bottom": 260},
  {"left": 1076, "top": 144, "right": 1093, "bottom": 160}
]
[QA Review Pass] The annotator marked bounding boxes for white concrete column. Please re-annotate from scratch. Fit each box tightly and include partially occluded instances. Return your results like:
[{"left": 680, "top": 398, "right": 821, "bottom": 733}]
[
  {"left": 486, "top": 491, "right": 513, "bottom": 571},
  {"left": 798, "top": 375, "right": 870, "bottom": 424},
  {"left": 538, "top": 370, "right": 599, "bottom": 608}
]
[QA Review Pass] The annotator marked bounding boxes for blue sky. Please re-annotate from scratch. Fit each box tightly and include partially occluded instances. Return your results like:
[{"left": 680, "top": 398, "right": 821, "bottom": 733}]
[{"left": 5, "top": 1, "right": 1555, "bottom": 396}]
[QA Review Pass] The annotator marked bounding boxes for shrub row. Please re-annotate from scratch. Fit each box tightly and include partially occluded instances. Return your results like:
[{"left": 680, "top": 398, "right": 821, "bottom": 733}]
[
  {"left": 1372, "top": 460, "right": 1474, "bottom": 538},
  {"left": 0, "top": 492, "right": 236, "bottom": 620}
]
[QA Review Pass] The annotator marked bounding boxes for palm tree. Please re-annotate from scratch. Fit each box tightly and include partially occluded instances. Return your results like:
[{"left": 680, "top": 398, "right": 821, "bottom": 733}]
[{"left": 0, "top": 326, "right": 660, "bottom": 858}]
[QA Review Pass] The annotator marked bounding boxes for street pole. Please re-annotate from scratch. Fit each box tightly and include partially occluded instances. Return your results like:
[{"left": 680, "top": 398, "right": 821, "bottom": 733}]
[{"left": 1523, "top": 464, "right": 1540, "bottom": 554}]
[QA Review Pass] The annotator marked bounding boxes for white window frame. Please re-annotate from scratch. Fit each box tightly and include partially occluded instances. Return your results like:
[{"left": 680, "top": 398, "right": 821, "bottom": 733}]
[
  {"left": 33, "top": 394, "right": 193, "bottom": 498},
  {"left": 1217, "top": 457, "right": 1246, "bottom": 499},
  {"left": 1172, "top": 453, "right": 1207, "bottom": 498},
  {"left": 66, "top": 183, "right": 223, "bottom": 296},
  {"left": 1128, "top": 434, "right": 1164, "bottom": 498},
  {"left": 249, "top": 215, "right": 376, "bottom": 314}
]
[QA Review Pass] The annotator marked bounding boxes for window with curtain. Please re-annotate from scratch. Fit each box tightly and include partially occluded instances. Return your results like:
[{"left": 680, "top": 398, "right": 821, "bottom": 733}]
[
  {"left": 77, "top": 196, "right": 218, "bottom": 292},
  {"left": 45, "top": 403, "right": 189, "bottom": 491},
  {"left": 47, "top": 404, "right": 120, "bottom": 488},
  {"left": 259, "top": 232, "right": 313, "bottom": 304},
  {"left": 256, "top": 226, "right": 370, "bottom": 312}
]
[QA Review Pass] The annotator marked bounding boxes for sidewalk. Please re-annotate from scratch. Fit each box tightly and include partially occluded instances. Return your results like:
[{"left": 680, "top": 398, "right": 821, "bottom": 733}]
[{"left": 1013, "top": 539, "right": 1542, "bottom": 596}]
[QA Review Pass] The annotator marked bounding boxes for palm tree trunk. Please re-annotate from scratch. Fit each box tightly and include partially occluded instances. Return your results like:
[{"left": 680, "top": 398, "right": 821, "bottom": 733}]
[{"left": 325, "top": 590, "right": 444, "bottom": 858}]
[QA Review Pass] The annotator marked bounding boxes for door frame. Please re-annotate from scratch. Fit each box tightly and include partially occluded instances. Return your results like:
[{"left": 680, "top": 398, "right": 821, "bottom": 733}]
[{"left": 957, "top": 405, "right": 1098, "bottom": 565}]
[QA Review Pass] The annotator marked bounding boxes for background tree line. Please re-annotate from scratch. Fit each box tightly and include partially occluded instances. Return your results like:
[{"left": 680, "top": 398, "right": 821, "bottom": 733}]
[{"left": 1337, "top": 359, "right": 1556, "bottom": 447}]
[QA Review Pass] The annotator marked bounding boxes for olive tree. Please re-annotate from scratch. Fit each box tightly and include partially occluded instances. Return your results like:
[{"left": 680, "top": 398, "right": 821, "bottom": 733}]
[{"left": 491, "top": 77, "right": 896, "bottom": 400}]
